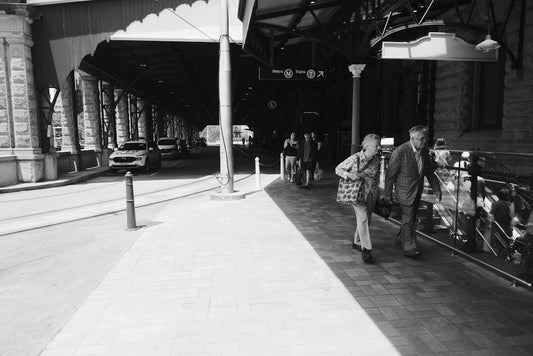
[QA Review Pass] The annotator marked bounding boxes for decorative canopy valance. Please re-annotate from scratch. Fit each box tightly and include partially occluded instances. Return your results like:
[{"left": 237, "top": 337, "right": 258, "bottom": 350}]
[{"left": 31, "top": 0, "right": 241, "bottom": 88}]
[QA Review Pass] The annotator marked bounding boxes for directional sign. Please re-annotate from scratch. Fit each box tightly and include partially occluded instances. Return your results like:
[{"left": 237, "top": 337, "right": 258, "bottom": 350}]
[{"left": 259, "top": 67, "right": 326, "bottom": 81}]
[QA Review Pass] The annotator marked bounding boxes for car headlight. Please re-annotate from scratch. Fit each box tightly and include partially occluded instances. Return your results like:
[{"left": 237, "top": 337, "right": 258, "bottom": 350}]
[{"left": 135, "top": 156, "right": 144, "bottom": 161}]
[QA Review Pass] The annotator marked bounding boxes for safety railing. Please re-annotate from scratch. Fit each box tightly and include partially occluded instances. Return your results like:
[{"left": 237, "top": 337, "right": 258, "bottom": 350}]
[
  {"left": 79, "top": 150, "right": 98, "bottom": 170},
  {"left": 383, "top": 149, "right": 533, "bottom": 287},
  {"left": 57, "top": 151, "right": 73, "bottom": 174}
]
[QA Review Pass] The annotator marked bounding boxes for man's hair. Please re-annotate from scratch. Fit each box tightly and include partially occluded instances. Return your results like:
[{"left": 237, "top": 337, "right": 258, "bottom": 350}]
[{"left": 409, "top": 125, "right": 428, "bottom": 136}]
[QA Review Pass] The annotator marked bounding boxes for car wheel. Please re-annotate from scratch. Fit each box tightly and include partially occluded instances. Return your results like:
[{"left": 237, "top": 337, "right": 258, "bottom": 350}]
[{"left": 144, "top": 158, "right": 151, "bottom": 172}]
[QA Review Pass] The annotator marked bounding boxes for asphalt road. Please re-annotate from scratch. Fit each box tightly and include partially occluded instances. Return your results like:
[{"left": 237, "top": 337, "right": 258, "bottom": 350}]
[{"left": 0, "top": 146, "right": 266, "bottom": 356}]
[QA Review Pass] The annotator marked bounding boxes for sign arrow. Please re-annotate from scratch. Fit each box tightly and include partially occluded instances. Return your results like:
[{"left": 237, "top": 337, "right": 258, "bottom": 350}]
[{"left": 317, "top": 71, "right": 324, "bottom": 78}]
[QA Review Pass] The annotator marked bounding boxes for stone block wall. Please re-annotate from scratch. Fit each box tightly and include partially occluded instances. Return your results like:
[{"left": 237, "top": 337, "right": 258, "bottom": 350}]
[
  {"left": 115, "top": 89, "right": 129, "bottom": 146},
  {"left": 433, "top": 3, "right": 533, "bottom": 157},
  {"left": 11, "top": 39, "right": 40, "bottom": 151},
  {"left": 0, "top": 155, "right": 18, "bottom": 186},
  {"left": 0, "top": 56, "right": 12, "bottom": 149},
  {"left": 81, "top": 74, "right": 101, "bottom": 151},
  {"left": 433, "top": 61, "right": 474, "bottom": 140},
  {"left": 500, "top": 2, "right": 533, "bottom": 147},
  {"left": 0, "top": 11, "right": 45, "bottom": 183}
]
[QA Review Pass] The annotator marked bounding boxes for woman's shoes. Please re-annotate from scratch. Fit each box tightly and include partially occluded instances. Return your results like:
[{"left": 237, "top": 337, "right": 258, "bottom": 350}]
[
  {"left": 352, "top": 243, "right": 362, "bottom": 252},
  {"left": 362, "top": 248, "right": 373, "bottom": 264},
  {"left": 403, "top": 249, "right": 422, "bottom": 259}
]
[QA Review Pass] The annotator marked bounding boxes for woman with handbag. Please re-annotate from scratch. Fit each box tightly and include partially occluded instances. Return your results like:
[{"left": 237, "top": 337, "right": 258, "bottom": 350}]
[{"left": 335, "top": 134, "right": 381, "bottom": 263}]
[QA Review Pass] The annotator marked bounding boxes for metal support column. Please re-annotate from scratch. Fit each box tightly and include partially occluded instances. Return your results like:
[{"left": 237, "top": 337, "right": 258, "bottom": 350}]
[{"left": 218, "top": 0, "right": 234, "bottom": 193}]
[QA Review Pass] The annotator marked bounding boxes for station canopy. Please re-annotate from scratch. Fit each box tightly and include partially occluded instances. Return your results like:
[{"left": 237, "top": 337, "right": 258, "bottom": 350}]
[{"left": 25, "top": 0, "right": 507, "bottom": 127}]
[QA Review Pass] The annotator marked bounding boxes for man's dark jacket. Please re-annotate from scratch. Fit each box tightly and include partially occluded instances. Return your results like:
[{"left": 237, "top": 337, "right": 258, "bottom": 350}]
[{"left": 385, "top": 141, "right": 441, "bottom": 206}]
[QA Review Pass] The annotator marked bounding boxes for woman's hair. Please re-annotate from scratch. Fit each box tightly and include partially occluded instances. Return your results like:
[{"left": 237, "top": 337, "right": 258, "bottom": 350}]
[{"left": 362, "top": 133, "right": 381, "bottom": 151}]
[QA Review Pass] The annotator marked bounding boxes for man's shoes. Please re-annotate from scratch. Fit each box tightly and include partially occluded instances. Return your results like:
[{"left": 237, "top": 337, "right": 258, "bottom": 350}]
[
  {"left": 404, "top": 249, "right": 422, "bottom": 259},
  {"left": 352, "top": 243, "right": 362, "bottom": 252},
  {"left": 362, "top": 248, "right": 374, "bottom": 264}
]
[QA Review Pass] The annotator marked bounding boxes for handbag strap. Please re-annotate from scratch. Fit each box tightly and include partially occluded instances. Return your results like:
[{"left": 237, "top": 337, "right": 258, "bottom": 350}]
[{"left": 356, "top": 154, "right": 374, "bottom": 173}]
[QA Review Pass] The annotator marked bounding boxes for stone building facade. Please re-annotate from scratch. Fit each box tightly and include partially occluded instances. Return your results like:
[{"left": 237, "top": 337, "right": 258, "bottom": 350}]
[
  {"left": 433, "top": 3, "right": 533, "bottom": 155},
  {"left": 349, "top": 2, "right": 533, "bottom": 175},
  {"left": 0, "top": 5, "right": 198, "bottom": 188}
]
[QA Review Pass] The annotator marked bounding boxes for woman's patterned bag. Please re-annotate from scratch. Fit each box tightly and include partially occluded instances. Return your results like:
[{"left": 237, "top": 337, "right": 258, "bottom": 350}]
[{"left": 336, "top": 155, "right": 369, "bottom": 205}]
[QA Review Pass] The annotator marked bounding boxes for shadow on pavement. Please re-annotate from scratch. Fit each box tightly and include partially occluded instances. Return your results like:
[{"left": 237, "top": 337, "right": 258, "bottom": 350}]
[{"left": 263, "top": 170, "right": 533, "bottom": 355}]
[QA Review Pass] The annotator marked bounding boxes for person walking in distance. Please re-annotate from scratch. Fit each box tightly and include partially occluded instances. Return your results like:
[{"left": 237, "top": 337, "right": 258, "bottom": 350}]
[
  {"left": 384, "top": 125, "right": 442, "bottom": 258},
  {"left": 311, "top": 131, "right": 323, "bottom": 181},
  {"left": 283, "top": 132, "right": 299, "bottom": 182},
  {"left": 298, "top": 132, "right": 318, "bottom": 189},
  {"left": 335, "top": 134, "right": 382, "bottom": 263}
]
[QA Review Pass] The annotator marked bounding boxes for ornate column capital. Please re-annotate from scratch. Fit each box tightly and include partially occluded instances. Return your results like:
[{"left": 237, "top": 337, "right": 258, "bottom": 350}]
[{"left": 348, "top": 64, "right": 366, "bottom": 78}]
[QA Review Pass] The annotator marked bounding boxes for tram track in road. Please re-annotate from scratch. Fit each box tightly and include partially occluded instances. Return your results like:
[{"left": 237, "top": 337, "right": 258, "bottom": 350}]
[
  {"left": 0, "top": 157, "right": 191, "bottom": 205},
  {"left": 0, "top": 175, "right": 216, "bottom": 222},
  {"left": 0, "top": 173, "right": 253, "bottom": 237}
]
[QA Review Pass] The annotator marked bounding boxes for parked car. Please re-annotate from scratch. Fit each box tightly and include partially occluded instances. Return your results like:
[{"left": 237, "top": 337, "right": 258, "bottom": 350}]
[
  {"left": 195, "top": 137, "right": 207, "bottom": 147},
  {"left": 157, "top": 137, "right": 180, "bottom": 159},
  {"left": 109, "top": 139, "right": 162, "bottom": 172}
]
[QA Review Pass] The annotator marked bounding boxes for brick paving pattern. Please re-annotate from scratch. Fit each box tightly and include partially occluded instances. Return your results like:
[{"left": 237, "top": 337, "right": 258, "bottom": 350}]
[{"left": 41, "top": 171, "right": 533, "bottom": 356}]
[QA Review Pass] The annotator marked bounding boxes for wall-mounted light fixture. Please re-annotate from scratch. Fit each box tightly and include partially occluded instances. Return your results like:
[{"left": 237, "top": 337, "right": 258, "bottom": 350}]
[{"left": 475, "top": 34, "right": 500, "bottom": 53}]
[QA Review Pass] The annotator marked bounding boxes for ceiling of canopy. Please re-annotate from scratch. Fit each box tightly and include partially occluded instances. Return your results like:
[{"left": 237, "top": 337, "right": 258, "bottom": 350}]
[{"left": 21, "top": 0, "right": 518, "bottom": 130}]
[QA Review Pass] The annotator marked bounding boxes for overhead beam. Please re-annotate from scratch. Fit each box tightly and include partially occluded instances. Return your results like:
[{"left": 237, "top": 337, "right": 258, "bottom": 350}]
[
  {"left": 254, "top": 1, "right": 342, "bottom": 21},
  {"left": 253, "top": 22, "right": 354, "bottom": 61}
]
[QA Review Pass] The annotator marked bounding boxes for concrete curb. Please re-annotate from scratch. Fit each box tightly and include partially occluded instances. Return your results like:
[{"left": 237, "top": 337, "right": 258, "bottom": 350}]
[{"left": 0, "top": 167, "right": 110, "bottom": 194}]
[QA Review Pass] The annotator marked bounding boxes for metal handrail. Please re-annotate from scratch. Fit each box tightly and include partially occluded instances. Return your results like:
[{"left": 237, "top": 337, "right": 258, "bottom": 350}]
[{"left": 389, "top": 217, "right": 532, "bottom": 288}]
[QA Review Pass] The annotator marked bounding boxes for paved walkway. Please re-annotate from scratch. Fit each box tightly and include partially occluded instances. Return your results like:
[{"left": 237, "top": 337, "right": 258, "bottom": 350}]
[{"left": 35, "top": 168, "right": 533, "bottom": 355}]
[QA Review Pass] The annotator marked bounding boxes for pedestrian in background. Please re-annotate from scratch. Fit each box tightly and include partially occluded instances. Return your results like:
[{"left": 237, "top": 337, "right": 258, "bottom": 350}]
[
  {"left": 335, "top": 133, "right": 381, "bottom": 263},
  {"left": 283, "top": 132, "right": 299, "bottom": 182},
  {"left": 311, "top": 132, "right": 323, "bottom": 178},
  {"left": 489, "top": 187, "right": 513, "bottom": 255},
  {"left": 384, "top": 125, "right": 442, "bottom": 259},
  {"left": 298, "top": 132, "right": 318, "bottom": 189}
]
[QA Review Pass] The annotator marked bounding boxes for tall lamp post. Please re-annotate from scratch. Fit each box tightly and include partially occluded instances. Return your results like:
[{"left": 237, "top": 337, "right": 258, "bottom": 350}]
[{"left": 218, "top": 0, "right": 234, "bottom": 193}]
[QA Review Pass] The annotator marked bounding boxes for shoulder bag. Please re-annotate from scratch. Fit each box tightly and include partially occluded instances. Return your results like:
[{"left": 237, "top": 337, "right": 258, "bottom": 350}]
[{"left": 336, "top": 155, "right": 373, "bottom": 205}]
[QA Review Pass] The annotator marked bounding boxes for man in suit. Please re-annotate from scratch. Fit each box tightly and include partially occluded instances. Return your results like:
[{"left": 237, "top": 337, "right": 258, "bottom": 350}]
[{"left": 384, "top": 125, "right": 442, "bottom": 258}]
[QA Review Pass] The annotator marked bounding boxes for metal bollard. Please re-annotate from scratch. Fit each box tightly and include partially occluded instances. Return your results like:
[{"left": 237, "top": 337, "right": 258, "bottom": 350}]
[
  {"left": 280, "top": 152, "right": 285, "bottom": 180},
  {"left": 255, "top": 157, "right": 262, "bottom": 190},
  {"left": 125, "top": 171, "right": 137, "bottom": 230}
]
